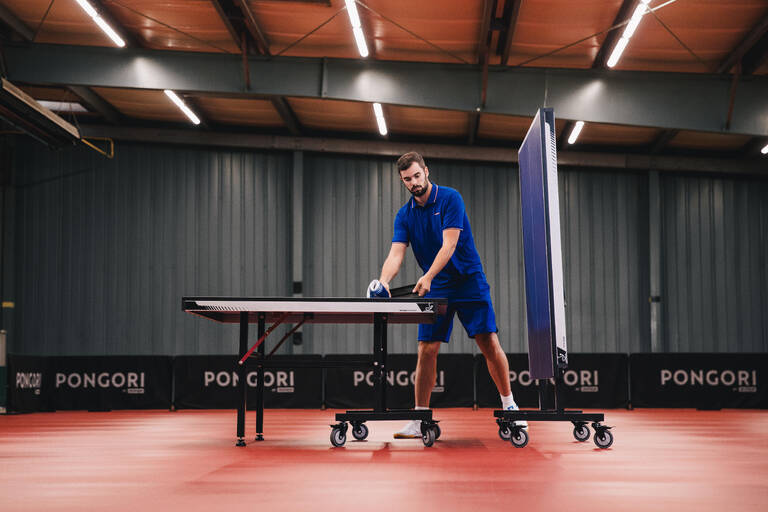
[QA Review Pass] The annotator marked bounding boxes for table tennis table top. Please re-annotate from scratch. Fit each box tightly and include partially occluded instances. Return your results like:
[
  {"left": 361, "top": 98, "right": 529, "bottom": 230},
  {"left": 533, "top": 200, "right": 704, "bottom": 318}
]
[{"left": 182, "top": 296, "right": 448, "bottom": 324}]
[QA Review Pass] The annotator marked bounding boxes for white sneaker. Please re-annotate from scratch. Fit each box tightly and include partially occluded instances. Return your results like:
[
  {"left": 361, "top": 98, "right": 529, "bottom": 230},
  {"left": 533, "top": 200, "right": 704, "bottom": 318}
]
[
  {"left": 506, "top": 401, "right": 528, "bottom": 428},
  {"left": 393, "top": 420, "right": 422, "bottom": 439}
]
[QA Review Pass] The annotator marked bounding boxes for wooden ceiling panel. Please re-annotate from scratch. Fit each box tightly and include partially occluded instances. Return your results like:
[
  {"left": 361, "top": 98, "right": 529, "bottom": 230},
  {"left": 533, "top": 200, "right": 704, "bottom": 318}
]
[
  {"left": 501, "top": 0, "right": 624, "bottom": 68},
  {"left": 90, "top": 87, "right": 188, "bottom": 122},
  {"left": 574, "top": 122, "right": 661, "bottom": 146},
  {"left": 107, "top": 0, "right": 240, "bottom": 53},
  {"left": 287, "top": 97, "right": 377, "bottom": 133},
  {"left": 4, "top": 0, "right": 116, "bottom": 46},
  {"left": 477, "top": 114, "right": 534, "bottom": 141},
  {"left": 387, "top": 105, "right": 469, "bottom": 138},
  {"left": 614, "top": 0, "right": 768, "bottom": 72},
  {"left": 18, "top": 85, "right": 81, "bottom": 103},
  {"left": 668, "top": 130, "right": 753, "bottom": 151},
  {"left": 194, "top": 97, "right": 284, "bottom": 127},
  {"left": 246, "top": 0, "right": 358, "bottom": 58}
]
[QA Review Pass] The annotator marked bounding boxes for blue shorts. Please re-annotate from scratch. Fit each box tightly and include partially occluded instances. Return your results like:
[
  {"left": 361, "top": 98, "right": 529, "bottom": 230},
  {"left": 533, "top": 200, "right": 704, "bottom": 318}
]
[{"left": 418, "top": 272, "right": 498, "bottom": 343}]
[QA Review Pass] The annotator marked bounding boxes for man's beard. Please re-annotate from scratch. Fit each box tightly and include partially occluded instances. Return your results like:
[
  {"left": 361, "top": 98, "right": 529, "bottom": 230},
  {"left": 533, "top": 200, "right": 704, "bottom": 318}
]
[{"left": 410, "top": 183, "right": 428, "bottom": 197}]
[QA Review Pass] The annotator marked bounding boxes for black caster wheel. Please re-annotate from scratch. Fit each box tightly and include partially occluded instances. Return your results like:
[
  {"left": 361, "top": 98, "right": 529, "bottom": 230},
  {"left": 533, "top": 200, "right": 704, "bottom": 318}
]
[
  {"left": 330, "top": 426, "right": 347, "bottom": 447},
  {"left": 351, "top": 423, "right": 369, "bottom": 441},
  {"left": 422, "top": 427, "right": 436, "bottom": 447},
  {"left": 432, "top": 424, "right": 441, "bottom": 441},
  {"left": 510, "top": 428, "right": 529, "bottom": 448},
  {"left": 594, "top": 428, "right": 614, "bottom": 449},
  {"left": 573, "top": 423, "right": 590, "bottom": 442},
  {"left": 498, "top": 425, "right": 511, "bottom": 441}
]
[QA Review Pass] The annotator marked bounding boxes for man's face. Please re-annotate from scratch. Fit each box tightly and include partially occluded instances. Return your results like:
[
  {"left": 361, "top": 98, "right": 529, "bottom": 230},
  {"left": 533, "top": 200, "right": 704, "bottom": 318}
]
[{"left": 400, "top": 162, "right": 430, "bottom": 197}]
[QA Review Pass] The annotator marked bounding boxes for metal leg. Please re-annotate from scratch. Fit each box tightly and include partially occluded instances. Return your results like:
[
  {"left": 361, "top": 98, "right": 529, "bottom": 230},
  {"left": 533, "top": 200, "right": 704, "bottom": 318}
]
[
  {"left": 236, "top": 312, "right": 248, "bottom": 446},
  {"left": 255, "top": 313, "right": 266, "bottom": 441},
  {"left": 373, "top": 314, "right": 386, "bottom": 412}
]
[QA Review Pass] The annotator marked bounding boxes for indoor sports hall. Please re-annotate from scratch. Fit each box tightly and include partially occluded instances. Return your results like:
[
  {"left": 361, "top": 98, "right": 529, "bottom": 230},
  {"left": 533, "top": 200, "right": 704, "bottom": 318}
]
[{"left": 0, "top": 1, "right": 766, "bottom": 511}]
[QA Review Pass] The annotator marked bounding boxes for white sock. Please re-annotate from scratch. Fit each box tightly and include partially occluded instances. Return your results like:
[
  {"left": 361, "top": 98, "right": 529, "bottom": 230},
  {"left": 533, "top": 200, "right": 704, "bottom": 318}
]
[
  {"left": 500, "top": 393, "right": 516, "bottom": 409},
  {"left": 413, "top": 405, "right": 428, "bottom": 424}
]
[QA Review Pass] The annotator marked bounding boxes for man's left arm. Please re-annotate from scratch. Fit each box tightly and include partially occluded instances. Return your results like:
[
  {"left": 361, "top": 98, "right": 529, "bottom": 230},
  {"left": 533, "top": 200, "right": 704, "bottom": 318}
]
[{"left": 413, "top": 228, "right": 460, "bottom": 296}]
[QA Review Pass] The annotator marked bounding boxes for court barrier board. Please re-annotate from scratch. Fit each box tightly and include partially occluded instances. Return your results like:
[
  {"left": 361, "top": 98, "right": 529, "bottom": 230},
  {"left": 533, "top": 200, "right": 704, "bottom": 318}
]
[
  {"left": 630, "top": 353, "right": 768, "bottom": 409},
  {"left": 174, "top": 355, "right": 322, "bottom": 409},
  {"left": 6, "top": 353, "right": 767, "bottom": 412},
  {"left": 8, "top": 355, "right": 172, "bottom": 411},
  {"left": 475, "top": 353, "right": 629, "bottom": 409},
  {"left": 324, "top": 354, "right": 474, "bottom": 409}
]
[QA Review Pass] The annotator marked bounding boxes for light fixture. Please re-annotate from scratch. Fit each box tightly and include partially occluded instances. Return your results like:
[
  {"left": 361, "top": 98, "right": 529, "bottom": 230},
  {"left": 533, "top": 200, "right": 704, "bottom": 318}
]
[
  {"left": 567, "top": 121, "right": 585, "bottom": 145},
  {"left": 75, "top": 0, "right": 125, "bottom": 47},
  {"left": 373, "top": 102, "right": 387, "bottom": 136},
  {"left": 345, "top": 0, "right": 369, "bottom": 58},
  {"left": 164, "top": 90, "right": 201, "bottom": 125},
  {"left": 607, "top": 0, "right": 652, "bottom": 68},
  {"left": 761, "top": 143, "right": 768, "bottom": 155}
]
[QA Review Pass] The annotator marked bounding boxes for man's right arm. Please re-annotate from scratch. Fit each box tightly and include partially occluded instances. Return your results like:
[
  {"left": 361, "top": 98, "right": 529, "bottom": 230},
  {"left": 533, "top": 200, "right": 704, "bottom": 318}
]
[{"left": 378, "top": 242, "right": 408, "bottom": 293}]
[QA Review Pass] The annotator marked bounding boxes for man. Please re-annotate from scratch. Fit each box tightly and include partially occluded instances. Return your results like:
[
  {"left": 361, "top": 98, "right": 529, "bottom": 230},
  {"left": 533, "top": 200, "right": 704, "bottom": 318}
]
[{"left": 377, "top": 151, "right": 525, "bottom": 439}]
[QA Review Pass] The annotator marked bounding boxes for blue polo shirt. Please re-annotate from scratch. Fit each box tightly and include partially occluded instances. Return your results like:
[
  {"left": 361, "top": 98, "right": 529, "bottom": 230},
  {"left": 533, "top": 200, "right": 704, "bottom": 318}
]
[{"left": 392, "top": 184, "right": 483, "bottom": 286}]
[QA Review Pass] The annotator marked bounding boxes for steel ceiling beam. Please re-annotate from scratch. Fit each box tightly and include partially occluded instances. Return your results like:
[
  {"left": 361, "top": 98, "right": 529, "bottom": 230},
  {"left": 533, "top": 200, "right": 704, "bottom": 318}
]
[
  {"left": 66, "top": 85, "right": 123, "bottom": 124},
  {"left": 592, "top": 0, "right": 637, "bottom": 69},
  {"left": 4, "top": 43, "right": 768, "bottom": 137},
  {"left": 271, "top": 96, "right": 302, "bottom": 135},
  {"left": 234, "top": 0, "right": 271, "bottom": 56},
  {"left": 741, "top": 32, "right": 768, "bottom": 76},
  {"left": 497, "top": 0, "right": 522, "bottom": 67},
  {"left": 77, "top": 124, "right": 768, "bottom": 175},
  {"left": 0, "top": 4, "right": 33, "bottom": 41}
]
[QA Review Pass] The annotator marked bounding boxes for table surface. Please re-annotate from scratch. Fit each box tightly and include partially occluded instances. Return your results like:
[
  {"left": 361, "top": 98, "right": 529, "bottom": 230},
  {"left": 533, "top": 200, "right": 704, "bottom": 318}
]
[{"left": 182, "top": 297, "right": 447, "bottom": 324}]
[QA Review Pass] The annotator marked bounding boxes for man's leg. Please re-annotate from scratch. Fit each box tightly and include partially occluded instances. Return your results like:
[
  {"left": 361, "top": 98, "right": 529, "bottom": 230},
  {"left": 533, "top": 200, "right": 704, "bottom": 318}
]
[
  {"left": 394, "top": 340, "right": 441, "bottom": 439},
  {"left": 474, "top": 333, "right": 510, "bottom": 396},
  {"left": 475, "top": 332, "right": 526, "bottom": 427},
  {"left": 415, "top": 341, "right": 441, "bottom": 407}
]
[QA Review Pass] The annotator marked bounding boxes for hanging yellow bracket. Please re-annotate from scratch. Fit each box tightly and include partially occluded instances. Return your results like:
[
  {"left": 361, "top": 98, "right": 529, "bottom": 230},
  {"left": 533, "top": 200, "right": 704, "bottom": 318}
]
[{"left": 81, "top": 137, "right": 115, "bottom": 159}]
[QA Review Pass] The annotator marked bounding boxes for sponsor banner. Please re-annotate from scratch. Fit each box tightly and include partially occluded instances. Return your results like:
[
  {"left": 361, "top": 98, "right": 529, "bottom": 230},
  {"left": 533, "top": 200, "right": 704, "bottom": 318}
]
[
  {"left": 324, "top": 354, "right": 474, "bottom": 409},
  {"left": 476, "top": 353, "right": 629, "bottom": 409},
  {"left": 50, "top": 356, "right": 172, "bottom": 410},
  {"left": 8, "top": 355, "right": 52, "bottom": 412},
  {"left": 174, "top": 355, "right": 322, "bottom": 409},
  {"left": 630, "top": 353, "right": 768, "bottom": 409}
]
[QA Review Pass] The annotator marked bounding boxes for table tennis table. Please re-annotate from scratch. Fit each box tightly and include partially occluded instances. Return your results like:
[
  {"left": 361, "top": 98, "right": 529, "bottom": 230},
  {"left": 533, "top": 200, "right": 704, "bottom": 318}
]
[{"left": 182, "top": 297, "right": 448, "bottom": 447}]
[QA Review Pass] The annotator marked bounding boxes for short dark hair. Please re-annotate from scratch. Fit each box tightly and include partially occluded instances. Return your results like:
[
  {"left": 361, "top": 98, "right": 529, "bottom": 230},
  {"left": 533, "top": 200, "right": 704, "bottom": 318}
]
[{"left": 396, "top": 151, "right": 426, "bottom": 172}]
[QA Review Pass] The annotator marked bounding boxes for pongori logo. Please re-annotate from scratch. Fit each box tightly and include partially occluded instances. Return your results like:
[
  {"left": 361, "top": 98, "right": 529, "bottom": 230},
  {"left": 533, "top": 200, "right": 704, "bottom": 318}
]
[
  {"left": 16, "top": 372, "right": 42, "bottom": 395},
  {"left": 203, "top": 371, "right": 295, "bottom": 393},
  {"left": 660, "top": 369, "right": 758, "bottom": 393},
  {"left": 55, "top": 372, "right": 146, "bottom": 394},
  {"left": 509, "top": 369, "right": 600, "bottom": 392},
  {"left": 353, "top": 370, "right": 446, "bottom": 392}
]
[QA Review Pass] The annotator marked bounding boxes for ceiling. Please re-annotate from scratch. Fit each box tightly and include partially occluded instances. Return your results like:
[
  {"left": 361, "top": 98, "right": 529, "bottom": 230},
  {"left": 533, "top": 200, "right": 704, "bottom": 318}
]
[{"left": 0, "top": 0, "right": 766, "bottom": 158}]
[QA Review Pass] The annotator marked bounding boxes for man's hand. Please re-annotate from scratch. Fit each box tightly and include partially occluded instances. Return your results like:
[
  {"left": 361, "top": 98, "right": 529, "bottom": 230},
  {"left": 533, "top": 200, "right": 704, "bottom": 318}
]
[{"left": 413, "top": 275, "right": 433, "bottom": 297}]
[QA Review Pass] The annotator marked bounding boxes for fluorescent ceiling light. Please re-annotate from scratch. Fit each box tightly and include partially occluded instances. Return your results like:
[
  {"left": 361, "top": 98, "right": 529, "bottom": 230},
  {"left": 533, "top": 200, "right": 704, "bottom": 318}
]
[
  {"left": 75, "top": 0, "right": 98, "bottom": 18},
  {"left": 75, "top": 0, "right": 125, "bottom": 48},
  {"left": 607, "top": 37, "right": 629, "bottom": 68},
  {"left": 567, "top": 121, "right": 585, "bottom": 145},
  {"left": 353, "top": 27, "right": 369, "bottom": 58},
  {"left": 37, "top": 100, "right": 88, "bottom": 113},
  {"left": 761, "top": 143, "right": 768, "bottom": 155},
  {"left": 623, "top": 4, "right": 647, "bottom": 39},
  {"left": 373, "top": 102, "right": 387, "bottom": 136},
  {"left": 345, "top": 0, "right": 362, "bottom": 28},
  {"left": 164, "top": 90, "right": 201, "bottom": 125},
  {"left": 345, "top": 0, "right": 369, "bottom": 57}
]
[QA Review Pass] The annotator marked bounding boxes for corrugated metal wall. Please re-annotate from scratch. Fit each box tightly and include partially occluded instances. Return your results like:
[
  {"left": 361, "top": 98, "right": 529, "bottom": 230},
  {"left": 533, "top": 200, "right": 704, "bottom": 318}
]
[
  {"left": 660, "top": 174, "right": 768, "bottom": 352},
  {"left": 11, "top": 140, "right": 292, "bottom": 355},
  {"left": 7, "top": 139, "right": 765, "bottom": 356},
  {"left": 302, "top": 154, "right": 650, "bottom": 355}
]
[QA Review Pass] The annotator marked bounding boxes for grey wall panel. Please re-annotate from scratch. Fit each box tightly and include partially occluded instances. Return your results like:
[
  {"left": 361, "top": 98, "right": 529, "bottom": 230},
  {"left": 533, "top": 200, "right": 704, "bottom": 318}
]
[
  {"left": 559, "top": 169, "right": 650, "bottom": 353},
  {"left": 11, "top": 140, "right": 292, "bottom": 355},
  {"left": 661, "top": 174, "right": 768, "bottom": 352}
]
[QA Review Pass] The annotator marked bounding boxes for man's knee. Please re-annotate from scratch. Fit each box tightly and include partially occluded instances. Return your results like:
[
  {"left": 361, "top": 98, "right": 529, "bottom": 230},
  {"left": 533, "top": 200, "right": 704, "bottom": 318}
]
[{"left": 418, "top": 340, "right": 441, "bottom": 360}]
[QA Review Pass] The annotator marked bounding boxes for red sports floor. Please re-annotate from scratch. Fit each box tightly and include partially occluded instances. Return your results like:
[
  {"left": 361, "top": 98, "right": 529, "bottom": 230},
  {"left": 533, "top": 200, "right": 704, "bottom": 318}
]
[{"left": 1, "top": 408, "right": 767, "bottom": 511}]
